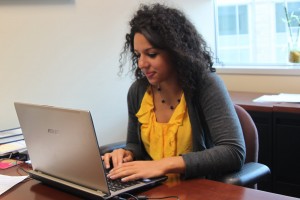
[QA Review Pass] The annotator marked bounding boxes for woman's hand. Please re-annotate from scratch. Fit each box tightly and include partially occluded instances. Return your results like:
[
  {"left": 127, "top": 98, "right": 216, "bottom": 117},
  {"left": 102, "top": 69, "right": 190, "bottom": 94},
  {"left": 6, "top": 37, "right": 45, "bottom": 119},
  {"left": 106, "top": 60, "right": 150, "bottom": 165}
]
[
  {"left": 102, "top": 149, "right": 134, "bottom": 169},
  {"left": 107, "top": 156, "right": 186, "bottom": 182},
  {"left": 107, "top": 160, "right": 164, "bottom": 182}
]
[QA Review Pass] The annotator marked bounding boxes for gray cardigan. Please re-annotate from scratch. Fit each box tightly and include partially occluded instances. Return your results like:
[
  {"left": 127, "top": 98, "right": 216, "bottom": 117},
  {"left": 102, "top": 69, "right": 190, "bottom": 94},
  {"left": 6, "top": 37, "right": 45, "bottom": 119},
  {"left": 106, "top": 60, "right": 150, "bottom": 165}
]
[{"left": 125, "top": 72, "right": 246, "bottom": 179}]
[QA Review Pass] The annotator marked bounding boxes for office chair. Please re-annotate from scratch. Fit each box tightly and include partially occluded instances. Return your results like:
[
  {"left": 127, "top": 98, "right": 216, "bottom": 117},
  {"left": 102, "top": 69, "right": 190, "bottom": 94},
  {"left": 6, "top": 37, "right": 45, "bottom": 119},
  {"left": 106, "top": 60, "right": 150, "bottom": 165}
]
[
  {"left": 216, "top": 104, "right": 271, "bottom": 188},
  {"left": 100, "top": 104, "right": 270, "bottom": 189}
]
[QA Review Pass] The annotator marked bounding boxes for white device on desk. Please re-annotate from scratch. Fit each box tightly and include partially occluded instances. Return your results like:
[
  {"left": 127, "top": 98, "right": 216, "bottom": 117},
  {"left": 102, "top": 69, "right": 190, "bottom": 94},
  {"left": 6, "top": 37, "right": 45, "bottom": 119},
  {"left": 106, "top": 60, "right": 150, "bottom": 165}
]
[
  {"left": 14, "top": 102, "right": 167, "bottom": 200},
  {"left": 0, "top": 140, "right": 27, "bottom": 157},
  {"left": 0, "top": 128, "right": 24, "bottom": 144},
  {"left": 0, "top": 128, "right": 26, "bottom": 157}
]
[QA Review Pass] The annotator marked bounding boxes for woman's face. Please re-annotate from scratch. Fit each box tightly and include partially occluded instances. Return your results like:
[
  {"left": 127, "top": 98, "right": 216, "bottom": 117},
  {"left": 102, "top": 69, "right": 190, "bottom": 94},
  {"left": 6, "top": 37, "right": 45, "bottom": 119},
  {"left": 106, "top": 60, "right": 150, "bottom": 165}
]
[{"left": 133, "top": 33, "right": 176, "bottom": 85}]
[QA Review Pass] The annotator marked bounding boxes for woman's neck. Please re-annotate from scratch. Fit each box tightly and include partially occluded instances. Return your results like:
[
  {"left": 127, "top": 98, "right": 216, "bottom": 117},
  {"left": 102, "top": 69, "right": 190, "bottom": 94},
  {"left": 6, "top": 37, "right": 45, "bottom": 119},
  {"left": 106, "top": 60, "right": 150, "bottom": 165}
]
[
  {"left": 152, "top": 81, "right": 182, "bottom": 111},
  {"left": 156, "top": 78, "right": 181, "bottom": 96}
]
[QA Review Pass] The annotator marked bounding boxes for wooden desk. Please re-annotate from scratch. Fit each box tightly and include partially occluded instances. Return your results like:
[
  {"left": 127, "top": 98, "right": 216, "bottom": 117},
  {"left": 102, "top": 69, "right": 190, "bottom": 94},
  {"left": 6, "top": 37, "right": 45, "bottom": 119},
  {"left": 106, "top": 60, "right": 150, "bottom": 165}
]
[
  {"left": 230, "top": 91, "right": 300, "bottom": 113},
  {"left": 1, "top": 164, "right": 298, "bottom": 200}
]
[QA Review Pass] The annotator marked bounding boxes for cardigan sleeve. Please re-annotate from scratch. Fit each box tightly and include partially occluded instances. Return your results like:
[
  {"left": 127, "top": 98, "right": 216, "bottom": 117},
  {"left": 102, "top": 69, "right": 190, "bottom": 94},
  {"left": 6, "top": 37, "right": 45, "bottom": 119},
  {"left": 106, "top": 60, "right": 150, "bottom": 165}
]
[
  {"left": 182, "top": 72, "right": 246, "bottom": 178},
  {"left": 124, "top": 80, "right": 149, "bottom": 160}
]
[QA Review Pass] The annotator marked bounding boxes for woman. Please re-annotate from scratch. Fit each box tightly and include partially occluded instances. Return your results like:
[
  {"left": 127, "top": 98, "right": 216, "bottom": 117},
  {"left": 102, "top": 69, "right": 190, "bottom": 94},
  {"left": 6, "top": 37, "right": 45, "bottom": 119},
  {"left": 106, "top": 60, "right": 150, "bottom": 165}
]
[{"left": 103, "top": 3, "right": 245, "bottom": 182}]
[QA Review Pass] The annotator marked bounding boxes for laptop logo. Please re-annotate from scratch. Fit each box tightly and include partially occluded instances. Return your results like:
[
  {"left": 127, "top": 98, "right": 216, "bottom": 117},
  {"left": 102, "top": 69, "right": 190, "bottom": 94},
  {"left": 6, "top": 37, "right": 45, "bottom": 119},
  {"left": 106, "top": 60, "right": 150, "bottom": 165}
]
[{"left": 48, "top": 129, "right": 59, "bottom": 134}]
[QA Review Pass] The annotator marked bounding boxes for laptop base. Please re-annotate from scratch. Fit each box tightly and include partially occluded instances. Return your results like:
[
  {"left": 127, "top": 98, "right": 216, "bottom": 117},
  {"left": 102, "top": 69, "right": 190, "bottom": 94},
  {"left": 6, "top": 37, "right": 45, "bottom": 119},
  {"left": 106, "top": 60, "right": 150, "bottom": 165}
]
[
  {"left": 29, "top": 170, "right": 167, "bottom": 200},
  {"left": 29, "top": 170, "right": 109, "bottom": 200}
]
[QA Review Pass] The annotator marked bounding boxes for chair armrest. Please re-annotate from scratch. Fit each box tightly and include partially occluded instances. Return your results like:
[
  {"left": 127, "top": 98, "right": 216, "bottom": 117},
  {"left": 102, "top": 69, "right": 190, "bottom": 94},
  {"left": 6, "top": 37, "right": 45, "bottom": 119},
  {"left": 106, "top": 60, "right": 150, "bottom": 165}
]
[
  {"left": 216, "top": 162, "right": 271, "bottom": 187},
  {"left": 99, "top": 141, "right": 126, "bottom": 154}
]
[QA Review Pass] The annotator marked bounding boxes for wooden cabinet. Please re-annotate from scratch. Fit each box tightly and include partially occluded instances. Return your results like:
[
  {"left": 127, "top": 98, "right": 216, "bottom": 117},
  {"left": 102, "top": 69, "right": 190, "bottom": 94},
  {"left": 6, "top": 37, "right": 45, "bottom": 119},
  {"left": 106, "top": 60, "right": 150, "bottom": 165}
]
[
  {"left": 230, "top": 91, "right": 300, "bottom": 198},
  {"left": 273, "top": 109, "right": 300, "bottom": 197}
]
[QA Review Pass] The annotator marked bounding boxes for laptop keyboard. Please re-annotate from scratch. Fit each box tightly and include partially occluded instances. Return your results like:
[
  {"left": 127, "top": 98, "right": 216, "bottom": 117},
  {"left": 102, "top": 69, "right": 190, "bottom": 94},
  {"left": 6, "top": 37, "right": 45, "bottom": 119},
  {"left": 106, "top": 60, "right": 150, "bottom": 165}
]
[{"left": 107, "top": 178, "right": 141, "bottom": 192}]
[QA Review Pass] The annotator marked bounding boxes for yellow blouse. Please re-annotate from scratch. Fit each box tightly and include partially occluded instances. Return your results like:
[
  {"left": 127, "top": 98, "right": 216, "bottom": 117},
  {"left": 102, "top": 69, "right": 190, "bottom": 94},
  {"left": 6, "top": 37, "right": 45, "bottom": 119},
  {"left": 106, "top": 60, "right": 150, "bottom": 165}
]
[{"left": 136, "top": 87, "right": 192, "bottom": 160}]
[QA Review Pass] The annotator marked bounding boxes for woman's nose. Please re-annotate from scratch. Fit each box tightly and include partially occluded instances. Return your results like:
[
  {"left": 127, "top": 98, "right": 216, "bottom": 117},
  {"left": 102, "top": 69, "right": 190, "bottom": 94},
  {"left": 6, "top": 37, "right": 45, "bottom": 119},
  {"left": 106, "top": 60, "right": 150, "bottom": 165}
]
[{"left": 138, "top": 55, "right": 149, "bottom": 69}]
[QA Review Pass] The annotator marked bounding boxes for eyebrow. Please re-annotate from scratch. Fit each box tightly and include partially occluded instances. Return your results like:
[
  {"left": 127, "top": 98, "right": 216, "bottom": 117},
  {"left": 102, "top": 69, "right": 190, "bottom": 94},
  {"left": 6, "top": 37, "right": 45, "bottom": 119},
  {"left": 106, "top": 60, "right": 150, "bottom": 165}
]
[{"left": 134, "top": 47, "right": 157, "bottom": 53}]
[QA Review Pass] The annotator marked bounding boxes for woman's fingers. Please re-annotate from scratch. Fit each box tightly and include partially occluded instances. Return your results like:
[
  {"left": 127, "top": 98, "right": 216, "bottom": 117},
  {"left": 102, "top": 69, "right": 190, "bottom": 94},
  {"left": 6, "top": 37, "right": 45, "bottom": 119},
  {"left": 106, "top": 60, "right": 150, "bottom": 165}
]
[
  {"left": 123, "top": 150, "right": 134, "bottom": 162},
  {"left": 107, "top": 165, "right": 135, "bottom": 180},
  {"left": 102, "top": 149, "right": 126, "bottom": 169},
  {"left": 111, "top": 149, "right": 126, "bottom": 167},
  {"left": 102, "top": 153, "right": 112, "bottom": 169},
  {"left": 107, "top": 161, "right": 164, "bottom": 182}
]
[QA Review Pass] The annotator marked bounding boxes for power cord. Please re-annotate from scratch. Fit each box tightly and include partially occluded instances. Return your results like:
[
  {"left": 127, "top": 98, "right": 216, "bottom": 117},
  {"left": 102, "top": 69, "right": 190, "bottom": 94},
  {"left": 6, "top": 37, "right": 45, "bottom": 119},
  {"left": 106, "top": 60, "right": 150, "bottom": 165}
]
[
  {"left": 116, "top": 193, "right": 180, "bottom": 200},
  {"left": 115, "top": 193, "right": 138, "bottom": 200},
  {"left": 137, "top": 195, "right": 179, "bottom": 200},
  {"left": 17, "top": 163, "right": 30, "bottom": 175}
]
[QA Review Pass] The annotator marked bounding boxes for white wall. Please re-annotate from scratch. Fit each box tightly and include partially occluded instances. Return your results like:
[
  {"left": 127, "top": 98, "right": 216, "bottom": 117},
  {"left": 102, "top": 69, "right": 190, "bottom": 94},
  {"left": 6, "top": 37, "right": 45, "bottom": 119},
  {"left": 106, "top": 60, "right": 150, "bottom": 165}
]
[
  {"left": 0, "top": 0, "right": 212, "bottom": 144},
  {"left": 3, "top": 0, "right": 297, "bottom": 144},
  {"left": 220, "top": 74, "right": 300, "bottom": 94}
]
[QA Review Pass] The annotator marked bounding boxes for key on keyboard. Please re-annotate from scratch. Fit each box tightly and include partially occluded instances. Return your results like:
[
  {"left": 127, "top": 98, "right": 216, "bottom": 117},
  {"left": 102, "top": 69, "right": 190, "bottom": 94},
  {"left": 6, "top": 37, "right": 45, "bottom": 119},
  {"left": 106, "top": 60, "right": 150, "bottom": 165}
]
[{"left": 107, "top": 178, "right": 141, "bottom": 192}]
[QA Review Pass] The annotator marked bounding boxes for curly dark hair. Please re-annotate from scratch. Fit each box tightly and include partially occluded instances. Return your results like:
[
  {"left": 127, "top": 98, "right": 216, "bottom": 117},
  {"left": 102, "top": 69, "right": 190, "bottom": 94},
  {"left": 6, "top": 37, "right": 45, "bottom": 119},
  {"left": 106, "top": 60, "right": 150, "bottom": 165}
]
[{"left": 119, "top": 3, "right": 215, "bottom": 95}]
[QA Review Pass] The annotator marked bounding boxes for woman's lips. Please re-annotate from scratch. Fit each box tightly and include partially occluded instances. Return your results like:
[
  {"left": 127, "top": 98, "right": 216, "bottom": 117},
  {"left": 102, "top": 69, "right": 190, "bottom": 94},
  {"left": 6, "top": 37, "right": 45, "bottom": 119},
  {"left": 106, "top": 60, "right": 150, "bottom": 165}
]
[{"left": 145, "top": 71, "right": 155, "bottom": 79}]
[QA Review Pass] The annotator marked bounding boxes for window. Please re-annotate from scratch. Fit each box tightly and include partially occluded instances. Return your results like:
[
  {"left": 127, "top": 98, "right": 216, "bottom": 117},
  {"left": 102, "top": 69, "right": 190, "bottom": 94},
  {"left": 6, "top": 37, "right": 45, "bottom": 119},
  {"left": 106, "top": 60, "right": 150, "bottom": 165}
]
[
  {"left": 218, "top": 5, "right": 248, "bottom": 35},
  {"left": 214, "top": 0, "right": 300, "bottom": 68},
  {"left": 217, "top": 4, "right": 250, "bottom": 64}
]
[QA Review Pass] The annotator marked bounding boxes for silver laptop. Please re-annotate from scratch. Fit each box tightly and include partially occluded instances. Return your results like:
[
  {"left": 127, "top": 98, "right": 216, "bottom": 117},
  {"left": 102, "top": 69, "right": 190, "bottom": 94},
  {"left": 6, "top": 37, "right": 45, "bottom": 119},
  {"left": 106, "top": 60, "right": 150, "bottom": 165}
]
[{"left": 14, "top": 102, "right": 167, "bottom": 199}]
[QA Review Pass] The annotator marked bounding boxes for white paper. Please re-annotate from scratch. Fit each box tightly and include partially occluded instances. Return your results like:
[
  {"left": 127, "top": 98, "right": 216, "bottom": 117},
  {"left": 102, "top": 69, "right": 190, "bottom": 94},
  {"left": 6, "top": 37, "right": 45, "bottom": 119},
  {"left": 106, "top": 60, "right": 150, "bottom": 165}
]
[
  {"left": 0, "top": 174, "right": 29, "bottom": 195},
  {"left": 253, "top": 93, "right": 300, "bottom": 103}
]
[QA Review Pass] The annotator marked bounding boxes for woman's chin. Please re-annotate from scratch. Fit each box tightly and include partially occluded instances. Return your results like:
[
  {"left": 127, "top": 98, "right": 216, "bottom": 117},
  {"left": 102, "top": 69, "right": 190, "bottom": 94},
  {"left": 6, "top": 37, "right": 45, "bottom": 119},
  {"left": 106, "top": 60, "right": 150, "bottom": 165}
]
[{"left": 146, "top": 78, "right": 159, "bottom": 86}]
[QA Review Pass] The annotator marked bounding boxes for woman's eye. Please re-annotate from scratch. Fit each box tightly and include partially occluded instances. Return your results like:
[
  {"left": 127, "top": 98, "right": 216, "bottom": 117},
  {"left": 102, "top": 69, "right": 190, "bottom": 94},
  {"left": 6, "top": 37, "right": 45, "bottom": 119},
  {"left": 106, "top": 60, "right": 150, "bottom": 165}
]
[{"left": 148, "top": 53, "right": 157, "bottom": 58}]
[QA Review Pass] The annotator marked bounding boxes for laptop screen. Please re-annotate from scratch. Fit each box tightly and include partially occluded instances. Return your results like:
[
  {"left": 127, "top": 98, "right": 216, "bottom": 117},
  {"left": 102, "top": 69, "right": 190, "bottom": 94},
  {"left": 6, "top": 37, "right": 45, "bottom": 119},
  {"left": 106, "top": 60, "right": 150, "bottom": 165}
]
[{"left": 14, "top": 102, "right": 110, "bottom": 194}]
